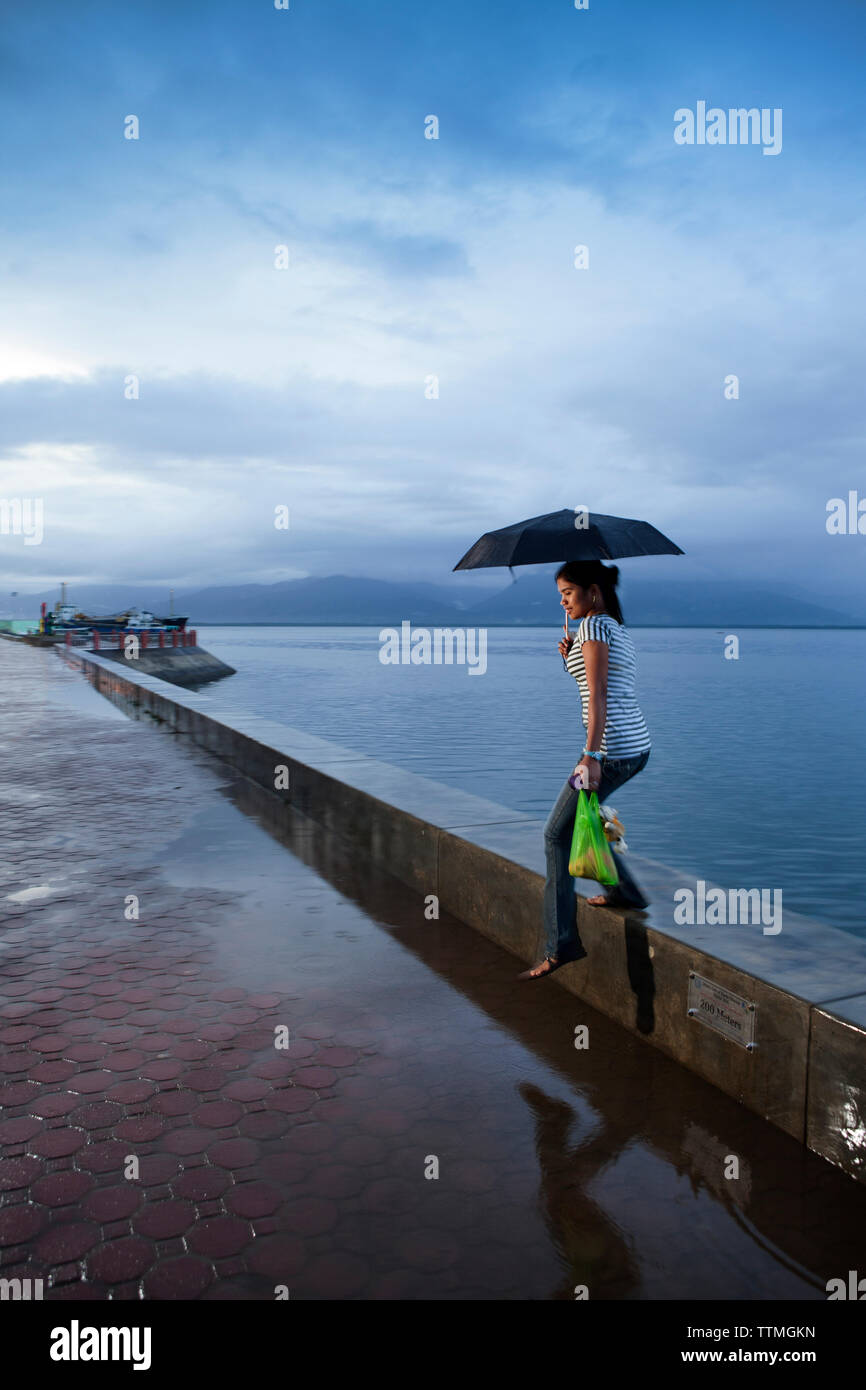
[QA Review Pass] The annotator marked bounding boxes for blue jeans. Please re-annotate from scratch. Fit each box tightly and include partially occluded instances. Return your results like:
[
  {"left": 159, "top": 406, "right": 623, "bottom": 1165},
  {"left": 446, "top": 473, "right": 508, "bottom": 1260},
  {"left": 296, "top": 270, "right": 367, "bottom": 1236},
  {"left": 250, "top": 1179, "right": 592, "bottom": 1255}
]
[{"left": 542, "top": 749, "right": 651, "bottom": 960}]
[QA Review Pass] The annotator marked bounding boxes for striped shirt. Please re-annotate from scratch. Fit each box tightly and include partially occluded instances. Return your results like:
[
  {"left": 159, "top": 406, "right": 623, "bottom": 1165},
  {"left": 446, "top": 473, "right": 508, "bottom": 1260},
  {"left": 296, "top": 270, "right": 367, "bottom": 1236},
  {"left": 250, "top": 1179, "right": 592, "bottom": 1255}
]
[{"left": 565, "top": 613, "right": 651, "bottom": 757}]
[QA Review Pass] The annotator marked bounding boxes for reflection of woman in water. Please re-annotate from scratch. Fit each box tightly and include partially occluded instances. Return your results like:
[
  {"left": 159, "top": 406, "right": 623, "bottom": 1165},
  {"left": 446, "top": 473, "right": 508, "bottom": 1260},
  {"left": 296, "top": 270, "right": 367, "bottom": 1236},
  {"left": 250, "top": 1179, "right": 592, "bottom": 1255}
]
[
  {"left": 521, "top": 561, "right": 651, "bottom": 981},
  {"left": 518, "top": 1081, "right": 640, "bottom": 1299}
]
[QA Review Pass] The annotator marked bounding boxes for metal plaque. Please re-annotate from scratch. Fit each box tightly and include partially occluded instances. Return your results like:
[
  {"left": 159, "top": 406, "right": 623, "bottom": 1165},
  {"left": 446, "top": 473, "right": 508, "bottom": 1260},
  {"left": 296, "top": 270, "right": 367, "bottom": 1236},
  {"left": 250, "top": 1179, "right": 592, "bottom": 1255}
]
[{"left": 687, "top": 972, "right": 756, "bottom": 1050}]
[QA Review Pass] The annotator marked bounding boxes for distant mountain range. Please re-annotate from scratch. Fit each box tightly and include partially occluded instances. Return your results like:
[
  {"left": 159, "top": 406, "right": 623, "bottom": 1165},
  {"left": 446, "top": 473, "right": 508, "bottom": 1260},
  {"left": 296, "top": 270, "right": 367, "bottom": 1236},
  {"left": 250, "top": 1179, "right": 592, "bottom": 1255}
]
[{"left": 5, "top": 573, "right": 862, "bottom": 627}]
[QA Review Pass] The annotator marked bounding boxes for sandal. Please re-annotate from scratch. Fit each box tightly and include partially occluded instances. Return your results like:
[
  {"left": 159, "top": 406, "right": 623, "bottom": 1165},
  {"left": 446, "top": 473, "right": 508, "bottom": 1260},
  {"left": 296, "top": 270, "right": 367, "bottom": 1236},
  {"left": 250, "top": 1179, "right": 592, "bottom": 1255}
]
[{"left": 517, "top": 956, "right": 562, "bottom": 981}]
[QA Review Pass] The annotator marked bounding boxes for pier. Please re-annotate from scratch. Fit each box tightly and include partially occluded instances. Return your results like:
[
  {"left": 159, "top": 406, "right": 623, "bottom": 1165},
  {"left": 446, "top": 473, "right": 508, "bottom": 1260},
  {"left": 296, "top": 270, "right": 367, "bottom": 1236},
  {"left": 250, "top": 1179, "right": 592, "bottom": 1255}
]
[{"left": 1, "top": 637, "right": 865, "bottom": 1301}]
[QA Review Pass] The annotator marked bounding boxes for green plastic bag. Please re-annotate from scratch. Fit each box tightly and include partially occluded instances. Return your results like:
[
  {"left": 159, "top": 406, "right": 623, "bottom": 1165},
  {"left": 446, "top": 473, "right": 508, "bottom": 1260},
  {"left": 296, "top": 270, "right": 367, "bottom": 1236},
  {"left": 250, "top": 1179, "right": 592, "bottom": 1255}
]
[{"left": 568, "top": 790, "right": 620, "bottom": 886}]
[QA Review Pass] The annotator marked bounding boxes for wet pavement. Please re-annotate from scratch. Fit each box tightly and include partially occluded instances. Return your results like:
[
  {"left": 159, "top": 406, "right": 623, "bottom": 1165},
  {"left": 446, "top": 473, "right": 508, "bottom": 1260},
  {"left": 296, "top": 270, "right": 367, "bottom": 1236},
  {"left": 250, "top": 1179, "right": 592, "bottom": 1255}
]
[{"left": 2, "top": 639, "right": 866, "bottom": 1300}]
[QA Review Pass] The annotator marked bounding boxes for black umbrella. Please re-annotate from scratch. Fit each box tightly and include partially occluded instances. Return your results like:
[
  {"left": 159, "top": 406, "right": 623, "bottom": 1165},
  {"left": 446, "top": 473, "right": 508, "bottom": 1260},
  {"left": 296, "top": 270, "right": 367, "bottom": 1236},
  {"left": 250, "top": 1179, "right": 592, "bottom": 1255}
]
[{"left": 453, "top": 507, "right": 684, "bottom": 571}]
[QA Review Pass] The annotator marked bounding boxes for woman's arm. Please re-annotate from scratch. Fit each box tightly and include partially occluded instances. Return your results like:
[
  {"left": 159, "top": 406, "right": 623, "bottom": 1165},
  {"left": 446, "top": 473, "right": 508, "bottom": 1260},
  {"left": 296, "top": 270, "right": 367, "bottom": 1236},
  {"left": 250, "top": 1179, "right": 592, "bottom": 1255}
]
[{"left": 578, "top": 639, "right": 608, "bottom": 790}]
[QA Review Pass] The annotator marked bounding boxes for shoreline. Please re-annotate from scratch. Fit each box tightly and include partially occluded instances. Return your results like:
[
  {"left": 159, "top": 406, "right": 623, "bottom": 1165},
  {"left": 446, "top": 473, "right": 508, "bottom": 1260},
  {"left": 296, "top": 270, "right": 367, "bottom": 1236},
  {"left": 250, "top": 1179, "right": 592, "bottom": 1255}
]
[{"left": 55, "top": 641, "right": 866, "bottom": 1189}]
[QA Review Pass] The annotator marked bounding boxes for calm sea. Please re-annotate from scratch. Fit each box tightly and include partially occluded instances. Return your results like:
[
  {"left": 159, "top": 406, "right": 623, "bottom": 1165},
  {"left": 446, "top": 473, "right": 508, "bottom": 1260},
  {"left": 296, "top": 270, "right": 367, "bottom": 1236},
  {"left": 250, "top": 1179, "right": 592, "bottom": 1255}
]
[{"left": 196, "top": 625, "right": 865, "bottom": 937}]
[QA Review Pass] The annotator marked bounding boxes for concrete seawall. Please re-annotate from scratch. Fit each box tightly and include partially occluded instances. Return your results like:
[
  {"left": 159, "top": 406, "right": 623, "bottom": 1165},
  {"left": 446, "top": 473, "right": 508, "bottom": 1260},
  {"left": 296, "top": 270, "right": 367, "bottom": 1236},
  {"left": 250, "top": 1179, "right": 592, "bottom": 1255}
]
[
  {"left": 58, "top": 644, "right": 866, "bottom": 1187},
  {"left": 97, "top": 646, "right": 236, "bottom": 687}
]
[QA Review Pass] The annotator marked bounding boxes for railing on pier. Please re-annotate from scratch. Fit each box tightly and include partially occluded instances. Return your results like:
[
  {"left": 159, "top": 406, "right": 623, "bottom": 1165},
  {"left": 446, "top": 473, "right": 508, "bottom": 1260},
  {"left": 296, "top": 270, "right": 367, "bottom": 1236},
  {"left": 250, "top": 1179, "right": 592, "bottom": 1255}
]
[{"left": 63, "top": 630, "right": 198, "bottom": 652}]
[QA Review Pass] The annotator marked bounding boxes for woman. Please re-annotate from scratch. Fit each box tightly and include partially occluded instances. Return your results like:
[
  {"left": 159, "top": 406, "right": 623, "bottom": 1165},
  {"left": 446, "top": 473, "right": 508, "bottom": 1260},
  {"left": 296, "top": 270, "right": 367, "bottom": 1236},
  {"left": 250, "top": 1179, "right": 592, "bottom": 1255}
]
[{"left": 519, "top": 560, "right": 651, "bottom": 980}]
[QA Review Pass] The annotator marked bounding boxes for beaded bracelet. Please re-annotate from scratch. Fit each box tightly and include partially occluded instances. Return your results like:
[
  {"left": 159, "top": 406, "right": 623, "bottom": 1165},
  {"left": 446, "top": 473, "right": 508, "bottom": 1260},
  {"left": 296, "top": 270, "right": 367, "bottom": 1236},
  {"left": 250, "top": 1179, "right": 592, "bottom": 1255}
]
[{"left": 582, "top": 749, "right": 603, "bottom": 762}]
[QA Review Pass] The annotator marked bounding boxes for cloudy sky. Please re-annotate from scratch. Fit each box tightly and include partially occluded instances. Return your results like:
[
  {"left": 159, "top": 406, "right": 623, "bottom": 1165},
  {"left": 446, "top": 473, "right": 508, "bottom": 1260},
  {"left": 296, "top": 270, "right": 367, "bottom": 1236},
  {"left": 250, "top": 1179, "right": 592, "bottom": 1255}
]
[{"left": 1, "top": 0, "right": 864, "bottom": 608}]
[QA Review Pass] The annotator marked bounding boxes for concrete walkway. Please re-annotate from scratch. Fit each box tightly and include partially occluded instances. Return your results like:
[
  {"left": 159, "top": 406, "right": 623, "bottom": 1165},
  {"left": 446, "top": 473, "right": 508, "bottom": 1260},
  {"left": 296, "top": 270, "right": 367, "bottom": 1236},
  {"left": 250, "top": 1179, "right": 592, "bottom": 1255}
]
[{"left": 1, "top": 640, "right": 865, "bottom": 1300}]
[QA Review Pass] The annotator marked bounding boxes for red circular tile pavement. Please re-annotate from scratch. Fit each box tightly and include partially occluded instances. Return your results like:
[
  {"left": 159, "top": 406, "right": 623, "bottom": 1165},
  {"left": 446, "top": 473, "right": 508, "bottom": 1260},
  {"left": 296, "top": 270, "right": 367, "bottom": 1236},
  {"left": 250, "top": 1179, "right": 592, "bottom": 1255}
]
[
  {"left": 183, "top": 1067, "right": 229, "bottom": 1093},
  {"left": 161, "top": 1019, "right": 200, "bottom": 1035},
  {"left": 69, "top": 1070, "right": 114, "bottom": 1095},
  {"left": 29, "top": 1127, "right": 87, "bottom": 1158},
  {"left": 103, "top": 1050, "right": 148, "bottom": 1072},
  {"left": 0, "top": 1203, "right": 46, "bottom": 1246},
  {"left": 223, "top": 1079, "right": 271, "bottom": 1103},
  {"left": 367, "top": 1268, "right": 429, "bottom": 1300},
  {"left": 171, "top": 1167, "right": 231, "bottom": 1201},
  {"left": 304, "top": 1251, "right": 370, "bottom": 1299},
  {"left": 0, "top": 1078, "right": 41, "bottom": 1106},
  {"left": 70, "top": 1101, "right": 124, "bottom": 1131},
  {"left": 296, "top": 1024, "right": 335, "bottom": 1040},
  {"left": 100, "top": 1026, "right": 139, "bottom": 1045},
  {"left": 246, "top": 994, "right": 282, "bottom": 1009},
  {"left": 86, "top": 1236, "right": 154, "bottom": 1283},
  {"left": 140, "top": 1060, "right": 185, "bottom": 1081},
  {"left": 0, "top": 1025, "right": 38, "bottom": 1044},
  {"left": 62, "top": 1018, "right": 100, "bottom": 1037},
  {"left": 142, "top": 1255, "right": 214, "bottom": 1299},
  {"left": 197, "top": 1024, "right": 236, "bottom": 1042},
  {"left": 36, "top": 1221, "right": 101, "bottom": 1263},
  {"left": 31, "top": 1170, "right": 94, "bottom": 1206},
  {"left": 186, "top": 1002, "right": 222, "bottom": 1019},
  {"left": 0, "top": 1156, "right": 43, "bottom": 1189},
  {"left": 269, "top": 1089, "right": 315, "bottom": 1115},
  {"left": 309, "top": 1165, "right": 367, "bottom": 1199},
  {"left": 92, "top": 1003, "right": 130, "bottom": 1020},
  {"left": 81, "top": 1186, "right": 142, "bottom": 1222},
  {"left": 292, "top": 1066, "right": 338, "bottom": 1090},
  {"left": 365, "top": 1058, "right": 402, "bottom": 1078},
  {"left": 207, "top": 1138, "right": 259, "bottom": 1169},
  {"left": 173, "top": 1041, "right": 213, "bottom": 1062},
  {"left": 136, "top": 1034, "right": 176, "bottom": 1053},
  {"left": 246, "top": 1233, "right": 306, "bottom": 1280},
  {"left": 358, "top": 1108, "right": 413, "bottom": 1136},
  {"left": 395, "top": 1229, "right": 461, "bottom": 1271},
  {"left": 258, "top": 1152, "right": 313, "bottom": 1186},
  {"left": 0, "top": 1002, "right": 37, "bottom": 1020},
  {"left": 162, "top": 1128, "right": 213, "bottom": 1156},
  {"left": 281, "top": 1196, "right": 339, "bottom": 1237},
  {"left": 311, "top": 1097, "right": 354, "bottom": 1124},
  {"left": 250, "top": 1057, "right": 296, "bottom": 1081},
  {"left": 334, "top": 1135, "right": 387, "bottom": 1167},
  {"left": 151, "top": 1091, "right": 197, "bottom": 1117},
  {"left": 62, "top": 995, "right": 100, "bottom": 1013},
  {"left": 107, "top": 1080, "right": 157, "bottom": 1104},
  {"left": 356, "top": 1178, "right": 421, "bottom": 1215},
  {"left": 29, "top": 1009, "right": 71, "bottom": 1029},
  {"left": 128, "top": 1010, "right": 169, "bottom": 1027},
  {"left": 115, "top": 1116, "right": 165, "bottom": 1143},
  {"left": 223, "top": 1008, "right": 259, "bottom": 1026},
  {"left": 0, "top": 1053, "right": 29, "bottom": 1075},
  {"left": 225, "top": 1181, "right": 283, "bottom": 1219},
  {"left": 233, "top": 1030, "right": 273, "bottom": 1050},
  {"left": 31, "top": 1034, "right": 75, "bottom": 1050},
  {"left": 212, "top": 988, "right": 247, "bottom": 1003},
  {"left": 193, "top": 1101, "right": 244, "bottom": 1129},
  {"left": 63, "top": 1043, "right": 108, "bottom": 1063},
  {"left": 77, "top": 1139, "right": 131, "bottom": 1175},
  {"left": 134, "top": 1199, "right": 196, "bottom": 1240},
  {"left": 238, "top": 1113, "right": 288, "bottom": 1140},
  {"left": 187, "top": 1215, "right": 251, "bottom": 1258},
  {"left": 285, "top": 1123, "right": 334, "bottom": 1155},
  {"left": 28, "top": 1060, "right": 77, "bottom": 1084},
  {"left": 315, "top": 1047, "right": 359, "bottom": 1068},
  {"left": 136, "top": 1154, "right": 182, "bottom": 1185}
]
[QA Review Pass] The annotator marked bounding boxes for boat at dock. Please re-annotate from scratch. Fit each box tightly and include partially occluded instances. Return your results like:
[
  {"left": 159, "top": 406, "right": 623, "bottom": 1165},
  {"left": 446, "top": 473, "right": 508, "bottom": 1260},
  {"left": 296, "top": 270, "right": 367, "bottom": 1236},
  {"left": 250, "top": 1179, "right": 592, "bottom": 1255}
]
[{"left": 43, "top": 604, "right": 188, "bottom": 636}]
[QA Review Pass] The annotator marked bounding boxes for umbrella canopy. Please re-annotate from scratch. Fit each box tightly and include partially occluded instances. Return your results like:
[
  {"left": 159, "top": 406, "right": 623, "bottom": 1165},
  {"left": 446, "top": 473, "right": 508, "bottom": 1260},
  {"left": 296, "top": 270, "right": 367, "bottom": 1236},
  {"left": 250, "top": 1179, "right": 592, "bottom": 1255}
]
[{"left": 453, "top": 508, "right": 684, "bottom": 570}]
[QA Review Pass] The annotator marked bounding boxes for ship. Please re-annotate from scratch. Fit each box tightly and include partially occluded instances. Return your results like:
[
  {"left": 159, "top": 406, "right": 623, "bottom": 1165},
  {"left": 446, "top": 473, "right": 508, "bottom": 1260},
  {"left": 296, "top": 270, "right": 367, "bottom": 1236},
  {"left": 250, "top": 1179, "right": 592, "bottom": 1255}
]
[{"left": 40, "top": 585, "right": 188, "bottom": 637}]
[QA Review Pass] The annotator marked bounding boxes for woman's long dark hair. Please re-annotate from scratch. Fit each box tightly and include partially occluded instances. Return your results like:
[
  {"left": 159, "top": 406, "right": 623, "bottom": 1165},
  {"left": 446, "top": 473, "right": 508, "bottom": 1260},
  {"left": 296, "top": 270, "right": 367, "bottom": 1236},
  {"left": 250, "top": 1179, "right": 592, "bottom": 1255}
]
[{"left": 555, "top": 560, "right": 625, "bottom": 625}]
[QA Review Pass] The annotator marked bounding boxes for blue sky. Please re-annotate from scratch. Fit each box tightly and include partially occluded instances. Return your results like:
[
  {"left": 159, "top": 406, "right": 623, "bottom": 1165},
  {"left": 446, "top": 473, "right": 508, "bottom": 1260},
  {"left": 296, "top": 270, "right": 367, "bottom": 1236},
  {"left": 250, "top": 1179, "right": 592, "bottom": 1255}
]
[{"left": 1, "top": 0, "right": 864, "bottom": 608}]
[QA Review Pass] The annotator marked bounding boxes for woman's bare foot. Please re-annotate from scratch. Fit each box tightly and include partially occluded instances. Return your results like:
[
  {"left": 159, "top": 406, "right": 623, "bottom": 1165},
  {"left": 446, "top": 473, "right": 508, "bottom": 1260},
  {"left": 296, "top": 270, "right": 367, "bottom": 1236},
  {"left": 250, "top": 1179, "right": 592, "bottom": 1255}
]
[
  {"left": 518, "top": 956, "right": 559, "bottom": 980},
  {"left": 586, "top": 895, "right": 607, "bottom": 905}
]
